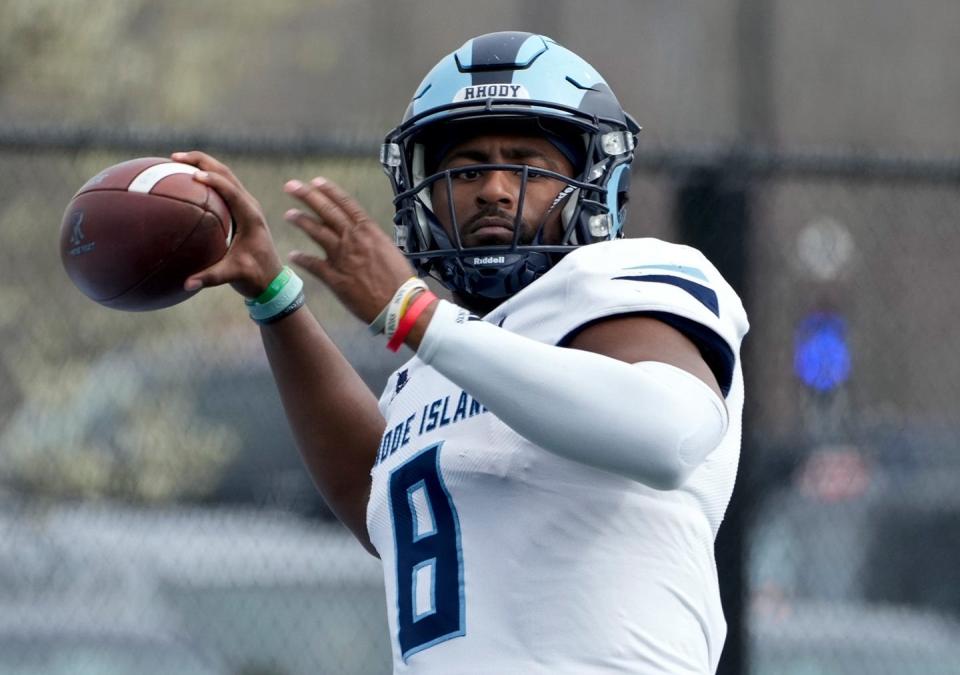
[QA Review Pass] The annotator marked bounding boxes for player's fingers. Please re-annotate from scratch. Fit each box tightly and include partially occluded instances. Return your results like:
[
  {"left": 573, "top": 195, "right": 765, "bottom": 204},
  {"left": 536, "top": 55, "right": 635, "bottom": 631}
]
[
  {"left": 171, "top": 151, "right": 242, "bottom": 187},
  {"left": 310, "top": 177, "right": 374, "bottom": 229},
  {"left": 193, "top": 170, "right": 263, "bottom": 227},
  {"left": 184, "top": 257, "right": 234, "bottom": 291},
  {"left": 284, "top": 179, "right": 354, "bottom": 235},
  {"left": 284, "top": 208, "right": 339, "bottom": 253}
]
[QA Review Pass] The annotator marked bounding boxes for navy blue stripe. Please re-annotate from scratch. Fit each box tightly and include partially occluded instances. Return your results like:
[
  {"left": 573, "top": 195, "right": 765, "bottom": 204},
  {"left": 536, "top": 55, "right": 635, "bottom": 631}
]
[
  {"left": 612, "top": 275, "right": 720, "bottom": 317},
  {"left": 469, "top": 32, "right": 530, "bottom": 85}
]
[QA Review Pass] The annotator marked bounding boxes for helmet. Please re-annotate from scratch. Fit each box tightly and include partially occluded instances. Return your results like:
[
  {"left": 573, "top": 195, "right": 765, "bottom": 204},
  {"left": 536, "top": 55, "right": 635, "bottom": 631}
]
[{"left": 381, "top": 31, "right": 640, "bottom": 302}]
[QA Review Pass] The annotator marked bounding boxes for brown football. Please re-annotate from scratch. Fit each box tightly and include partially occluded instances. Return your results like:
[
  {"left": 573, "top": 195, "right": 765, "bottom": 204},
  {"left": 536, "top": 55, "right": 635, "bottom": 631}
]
[{"left": 60, "top": 157, "right": 233, "bottom": 311}]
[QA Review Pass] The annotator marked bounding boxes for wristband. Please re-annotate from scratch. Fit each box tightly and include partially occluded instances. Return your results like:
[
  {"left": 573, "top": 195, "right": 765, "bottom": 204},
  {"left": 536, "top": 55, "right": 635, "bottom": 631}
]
[
  {"left": 248, "top": 270, "right": 304, "bottom": 323},
  {"left": 255, "top": 290, "right": 306, "bottom": 325},
  {"left": 245, "top": 266, "right": 293, "bottom": 307},
  {"left": 370, "top": 277, "right": 429, "bottom": 336},
  {"left": 386, "top": 290, "right": 437, "bottom": 352}
]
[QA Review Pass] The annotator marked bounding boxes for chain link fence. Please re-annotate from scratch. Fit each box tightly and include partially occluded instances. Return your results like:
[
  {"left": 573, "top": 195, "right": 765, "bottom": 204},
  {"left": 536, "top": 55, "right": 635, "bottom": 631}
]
[
  {"left": 1, "top": 131, "right": 958, "bottom": 674},
  {"left": 734, "top": 158, "right": 960, "bottom": 674}
]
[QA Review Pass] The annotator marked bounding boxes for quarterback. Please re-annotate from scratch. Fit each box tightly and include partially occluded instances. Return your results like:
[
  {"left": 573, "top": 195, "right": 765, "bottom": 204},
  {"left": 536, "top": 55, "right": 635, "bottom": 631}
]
[{"left": 175, "top": 32, "right": 748, "bottom": 674}]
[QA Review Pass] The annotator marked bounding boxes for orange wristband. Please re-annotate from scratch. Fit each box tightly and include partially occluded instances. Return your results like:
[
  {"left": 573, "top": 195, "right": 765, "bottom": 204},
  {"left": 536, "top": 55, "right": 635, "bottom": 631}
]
[{"left": 387, "top": 290, "right": 437, "bottom": 352}]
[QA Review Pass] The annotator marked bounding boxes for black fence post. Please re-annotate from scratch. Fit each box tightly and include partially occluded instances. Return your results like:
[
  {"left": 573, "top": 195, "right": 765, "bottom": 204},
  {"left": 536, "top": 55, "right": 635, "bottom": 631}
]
[{"left": 674, "top": 163, "right": 753, "bottom": 675}]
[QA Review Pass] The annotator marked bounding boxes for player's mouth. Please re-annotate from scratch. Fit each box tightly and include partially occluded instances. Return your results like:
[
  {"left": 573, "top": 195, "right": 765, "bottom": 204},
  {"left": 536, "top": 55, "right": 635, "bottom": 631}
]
[{"left": 463, "top": 216, "right": 516, "bottom": 246}]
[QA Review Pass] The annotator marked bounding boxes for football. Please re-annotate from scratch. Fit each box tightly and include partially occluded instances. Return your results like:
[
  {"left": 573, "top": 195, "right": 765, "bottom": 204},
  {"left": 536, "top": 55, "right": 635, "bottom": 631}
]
[{"left": 59, "top": 157, "right": 233, "bottom": 311}]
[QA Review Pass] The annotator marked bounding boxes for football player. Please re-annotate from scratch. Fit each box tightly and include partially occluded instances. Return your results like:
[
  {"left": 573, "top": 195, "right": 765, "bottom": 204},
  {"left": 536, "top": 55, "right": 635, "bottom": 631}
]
[{"left": 174, "top": 31, "right": 749, "bottom": 674}]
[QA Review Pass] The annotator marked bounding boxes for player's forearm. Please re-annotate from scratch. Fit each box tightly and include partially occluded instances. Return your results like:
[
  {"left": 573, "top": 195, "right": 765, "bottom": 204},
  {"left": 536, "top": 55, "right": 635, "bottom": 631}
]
[
  {"left": 416, "top": 301, "right": 728, "bottom": 490},
  {"left": 260, "top": 306, "right": 384, "bottom": 554}
]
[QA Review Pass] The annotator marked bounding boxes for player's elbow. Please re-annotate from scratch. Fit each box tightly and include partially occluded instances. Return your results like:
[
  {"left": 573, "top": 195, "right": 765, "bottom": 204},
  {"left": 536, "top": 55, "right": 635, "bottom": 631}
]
[
  {"left": 611, "top": 443, "right": 693, "bottom": 489},
  {"left": 624, "top": 390, "right": 728, "bottom": 491},
  {"left": 638, "top": 462, "right": 692, "bottom": 491}
]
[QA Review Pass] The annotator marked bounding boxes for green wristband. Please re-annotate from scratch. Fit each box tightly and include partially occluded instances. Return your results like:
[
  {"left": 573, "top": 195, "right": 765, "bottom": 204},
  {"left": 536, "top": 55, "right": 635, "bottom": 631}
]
[
  {"left": 245, "top": 266, "right": 293, "bottom": 307},
  {"left": 248, "top": 272, "right": 304, "bottom": 321}
]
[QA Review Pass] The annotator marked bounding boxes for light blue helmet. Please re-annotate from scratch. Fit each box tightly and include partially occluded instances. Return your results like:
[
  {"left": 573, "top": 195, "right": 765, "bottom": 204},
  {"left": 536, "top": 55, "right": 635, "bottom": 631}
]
[{"left": 381, "top": 31, "right": 640, "bottom": 303}]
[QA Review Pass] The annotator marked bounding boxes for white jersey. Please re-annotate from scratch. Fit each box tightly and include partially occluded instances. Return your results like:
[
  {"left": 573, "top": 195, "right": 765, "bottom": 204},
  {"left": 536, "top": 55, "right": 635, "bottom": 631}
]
[{"left": 366, "top": 238, "right": 749, "bottom": 674}]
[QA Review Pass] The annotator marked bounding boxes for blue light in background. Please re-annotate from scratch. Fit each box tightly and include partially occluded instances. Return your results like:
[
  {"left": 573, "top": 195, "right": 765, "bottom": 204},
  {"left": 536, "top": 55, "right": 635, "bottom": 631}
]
[{"left": 794, "top": 313, "right": 851, "bottom": 392}]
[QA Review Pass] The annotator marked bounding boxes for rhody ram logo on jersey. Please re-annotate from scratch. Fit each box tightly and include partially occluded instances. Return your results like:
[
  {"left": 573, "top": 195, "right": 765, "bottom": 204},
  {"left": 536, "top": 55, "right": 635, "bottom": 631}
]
[
  {"left": 453, "top": 84, "right": 530, "bottom": 102},
  {"left": 472, "top": 256, "right": 506, "bottom": 265},
  {"left": 395, "top": 369, "right": 409, "bottom": 394}
]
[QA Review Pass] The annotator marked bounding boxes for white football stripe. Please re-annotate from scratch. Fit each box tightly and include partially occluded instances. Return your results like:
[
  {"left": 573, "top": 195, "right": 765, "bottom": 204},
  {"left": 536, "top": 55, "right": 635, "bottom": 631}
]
[{"left": 128, "top": 162, "right": 198, "bottom": 194}]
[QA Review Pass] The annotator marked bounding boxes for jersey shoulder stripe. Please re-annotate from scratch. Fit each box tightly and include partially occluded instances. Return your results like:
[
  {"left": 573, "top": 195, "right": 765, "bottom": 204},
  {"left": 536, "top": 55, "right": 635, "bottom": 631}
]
[
  {"left": 484, "top": 238, "right": 749, "bottom": 397},
  {"left": 611, "top": 274, "right": 720, "bottom": 317}
]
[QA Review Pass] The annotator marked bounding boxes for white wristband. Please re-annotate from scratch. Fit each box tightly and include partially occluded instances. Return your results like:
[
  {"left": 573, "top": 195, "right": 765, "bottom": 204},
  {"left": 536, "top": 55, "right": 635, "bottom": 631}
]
[{"left": 369, "top": 277, "right": 430, "bottom": 337}]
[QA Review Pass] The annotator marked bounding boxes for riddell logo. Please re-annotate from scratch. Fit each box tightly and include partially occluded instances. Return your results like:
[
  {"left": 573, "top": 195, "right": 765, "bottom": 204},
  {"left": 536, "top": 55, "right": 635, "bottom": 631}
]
[{"left": 472, "top": 256, "right": 506, "bottom": 265}]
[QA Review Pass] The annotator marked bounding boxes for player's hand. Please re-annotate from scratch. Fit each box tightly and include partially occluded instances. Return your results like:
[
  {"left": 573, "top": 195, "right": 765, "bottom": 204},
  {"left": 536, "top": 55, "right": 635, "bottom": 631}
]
[
  {"left": 171, "top": 150, "right": 285, "bottom": 299},
  {"left": 283, "top": 176, "right": 417, "bottom": 323}
]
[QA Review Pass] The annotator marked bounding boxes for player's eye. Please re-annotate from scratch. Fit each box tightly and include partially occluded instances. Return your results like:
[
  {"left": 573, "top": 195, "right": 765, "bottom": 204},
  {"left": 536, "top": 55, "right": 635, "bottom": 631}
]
[
  {"left": 521, "top": 169, "right": 555, "bottom": 184},
  {"left": 454, "top": 169, "right": 482, "bottom": 181}
]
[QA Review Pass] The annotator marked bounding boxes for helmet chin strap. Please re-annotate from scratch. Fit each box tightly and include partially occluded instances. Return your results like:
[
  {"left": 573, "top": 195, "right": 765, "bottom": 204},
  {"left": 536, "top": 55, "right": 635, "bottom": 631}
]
[
  {"left": 559, "top": 187, "right": 581, "bottom": 243},
  {"left": 530, "top": 184, "right": 580, "bottom": 246},
  {"left": 542, "top": 154, "right": 609, "bottom": 246}
]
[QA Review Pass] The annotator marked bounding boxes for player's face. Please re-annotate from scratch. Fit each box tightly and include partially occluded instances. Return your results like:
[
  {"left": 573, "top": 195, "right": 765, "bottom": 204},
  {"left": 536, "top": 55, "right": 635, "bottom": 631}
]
[{"left": 430, "top": 134, "right": 575, "bottom": 248}]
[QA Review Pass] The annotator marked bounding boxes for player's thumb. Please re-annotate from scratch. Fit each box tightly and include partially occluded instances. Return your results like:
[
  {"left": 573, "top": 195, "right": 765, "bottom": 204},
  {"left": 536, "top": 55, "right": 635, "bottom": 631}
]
[{"left": 184, "top": 258, "right": 232, "bottom": 291}]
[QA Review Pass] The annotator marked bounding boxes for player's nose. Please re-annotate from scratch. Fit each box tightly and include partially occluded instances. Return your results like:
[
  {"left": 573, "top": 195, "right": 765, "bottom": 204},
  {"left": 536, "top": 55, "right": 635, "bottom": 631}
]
[{"left": 474, "top": 169, "right": 518, "bottom": 208}]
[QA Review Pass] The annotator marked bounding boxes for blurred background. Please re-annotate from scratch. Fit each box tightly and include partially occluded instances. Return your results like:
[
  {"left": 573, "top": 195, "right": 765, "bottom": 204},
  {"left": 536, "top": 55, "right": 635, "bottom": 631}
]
[{"left": 1, "top": 1, "right": 959, "bottom": 673}]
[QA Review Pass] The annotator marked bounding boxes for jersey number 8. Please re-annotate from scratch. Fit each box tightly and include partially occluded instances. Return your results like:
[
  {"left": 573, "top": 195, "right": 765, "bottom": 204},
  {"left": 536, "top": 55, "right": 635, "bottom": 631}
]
[{"left": 388, "top": 442, "right": 465, "bottom": 660}]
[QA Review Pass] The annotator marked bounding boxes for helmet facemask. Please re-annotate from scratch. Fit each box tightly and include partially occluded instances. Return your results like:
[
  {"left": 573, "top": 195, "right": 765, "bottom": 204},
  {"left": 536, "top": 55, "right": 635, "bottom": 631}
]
[
  {"left": 405, "top": 162, "right": 581, "bottom": 299},
  {"left": 381, "top": 32, "right": 639, "bottom": 304}
]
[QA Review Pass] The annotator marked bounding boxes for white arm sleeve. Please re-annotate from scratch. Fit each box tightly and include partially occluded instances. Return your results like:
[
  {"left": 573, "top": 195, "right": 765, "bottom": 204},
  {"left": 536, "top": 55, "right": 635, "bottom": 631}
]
[{"left": 417, "top": 300, "right": 729, "bottom": 490}]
